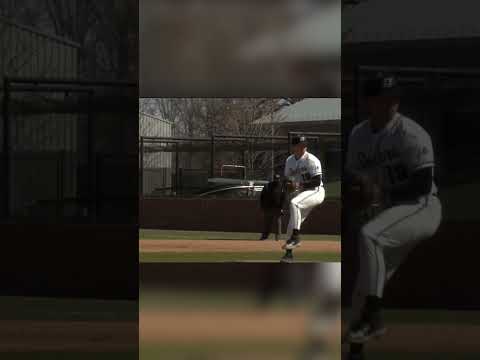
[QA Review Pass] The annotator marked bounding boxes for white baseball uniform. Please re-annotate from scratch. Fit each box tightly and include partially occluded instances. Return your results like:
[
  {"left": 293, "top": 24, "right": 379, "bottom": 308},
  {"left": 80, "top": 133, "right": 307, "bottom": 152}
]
[
  {"left": 284, "top": 151, "right": 325, "bottom": 239},
  {"left": 346, "top": 112, "right": 442, "bottom": 323},
  {"left": 309, "top": 263, "right": 341, "bottom": 350}
]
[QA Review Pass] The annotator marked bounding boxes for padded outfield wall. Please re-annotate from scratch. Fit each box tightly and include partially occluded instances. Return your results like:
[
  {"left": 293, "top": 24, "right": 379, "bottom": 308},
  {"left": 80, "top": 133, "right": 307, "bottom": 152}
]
[{"left": 140, "top": 198, "right": 341, "bottom": 235}]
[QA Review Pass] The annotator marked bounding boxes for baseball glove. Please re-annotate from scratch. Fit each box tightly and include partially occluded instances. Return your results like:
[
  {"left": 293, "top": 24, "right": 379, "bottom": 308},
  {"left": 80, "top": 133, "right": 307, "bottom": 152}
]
[
  {"left": 345, "top": 172, "right": 383, "bottom": 212},
  {"left": 284, "top": 180, "right": 299, "bottom": 194}
]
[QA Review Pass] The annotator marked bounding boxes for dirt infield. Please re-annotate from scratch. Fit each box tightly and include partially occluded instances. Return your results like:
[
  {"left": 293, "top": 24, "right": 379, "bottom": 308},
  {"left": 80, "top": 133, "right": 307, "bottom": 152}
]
[
  {"left": 140, "top": 239, "right": 341, "bottom": 254},
  {"left": 140, "top": 309, "right": 309, "bottom": 343},
  {"left": 0, "top": 320, "right": 136, "bottom": 351}
]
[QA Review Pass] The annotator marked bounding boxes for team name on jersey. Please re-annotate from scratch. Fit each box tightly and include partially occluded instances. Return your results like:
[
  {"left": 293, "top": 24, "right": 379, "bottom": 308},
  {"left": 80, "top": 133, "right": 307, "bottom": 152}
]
[
  {"left": 289, "top": 166, "right": 308, "bottom": 175},
  {"left": 357, "top": 148, "right": 401, "bottom": 169}
]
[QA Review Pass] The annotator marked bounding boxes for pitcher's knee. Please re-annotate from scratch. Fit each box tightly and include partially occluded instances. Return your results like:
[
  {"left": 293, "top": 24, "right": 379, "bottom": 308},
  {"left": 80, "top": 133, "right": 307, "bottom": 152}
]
[
  {"left": 289, "top": 200, "right": 300, "bottom": 212},
  {"left": 290, "top": 197, "right": 301, "bottom": 207},
  {"left": 360, "top": 225, "right": 377, "bottom": 245}
]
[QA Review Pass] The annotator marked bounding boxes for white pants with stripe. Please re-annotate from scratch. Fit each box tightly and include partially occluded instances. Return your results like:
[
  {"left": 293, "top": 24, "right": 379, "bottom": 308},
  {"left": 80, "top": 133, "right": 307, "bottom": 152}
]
[
  {"left": 350, "top": 195, "right": 442, "bottom": 323},
  {"left": 286, "top": 187, "right": 325, "bottom": 239}
]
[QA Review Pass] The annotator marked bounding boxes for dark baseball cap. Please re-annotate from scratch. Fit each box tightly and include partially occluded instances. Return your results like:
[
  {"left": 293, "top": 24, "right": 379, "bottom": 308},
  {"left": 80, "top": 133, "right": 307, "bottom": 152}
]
[
  {"left": 291, "top": 135, "right": 307, "bottom": 145},
  {"left": 364, "top": 73, "right": 401, "bottom": 97}
]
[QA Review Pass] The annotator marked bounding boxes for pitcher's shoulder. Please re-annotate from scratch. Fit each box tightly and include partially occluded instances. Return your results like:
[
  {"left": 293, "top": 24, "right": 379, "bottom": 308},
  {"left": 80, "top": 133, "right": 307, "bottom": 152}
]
[
  {"left": 396, "top": 114, "right": 431, "bottom": 141},
  {"left": 285, "top": 154, "right": 295, "bottom": 163},
  {"left": 350, "top": 120, "right": 369, "bottom": 137},
  {"left": 306, "top": 152, "right": 321, "bottom": 164}
]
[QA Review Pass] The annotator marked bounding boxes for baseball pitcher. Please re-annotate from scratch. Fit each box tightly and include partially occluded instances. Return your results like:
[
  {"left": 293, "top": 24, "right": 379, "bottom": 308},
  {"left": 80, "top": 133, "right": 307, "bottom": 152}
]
[
  {"left": 344, "top": 73, "right": 442, "bottom": 353},
  {"left": 281, "top": 135, "right": 325, "bottom": 263}
]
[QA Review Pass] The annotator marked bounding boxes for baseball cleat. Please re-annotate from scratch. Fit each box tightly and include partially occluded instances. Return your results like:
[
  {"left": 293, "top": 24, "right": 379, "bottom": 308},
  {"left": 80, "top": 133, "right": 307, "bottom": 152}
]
[
  {"left": 280, "top": 253, "right": 294, "bottom": 263},
  {"left": 282, "top": 237, "right": 301, "bottom": 250},
  {"left": 346, "top": 316, "right": 386, "bottom": 344},
  {"left": 259, "top": 234, "right": 269, "bottom": 241}
]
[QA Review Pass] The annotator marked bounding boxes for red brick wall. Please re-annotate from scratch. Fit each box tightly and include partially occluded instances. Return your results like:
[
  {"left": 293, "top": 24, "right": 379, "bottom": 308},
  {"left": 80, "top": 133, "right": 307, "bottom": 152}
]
[{"left": 140, "top": 198, "right": 341, "bottom": 234}]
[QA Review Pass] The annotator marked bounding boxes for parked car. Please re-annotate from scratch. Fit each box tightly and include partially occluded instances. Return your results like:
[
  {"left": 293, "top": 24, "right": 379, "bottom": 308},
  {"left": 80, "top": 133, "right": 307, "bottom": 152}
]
[{"left": 196, "top": 177, "right": 268, "bottom": 199}]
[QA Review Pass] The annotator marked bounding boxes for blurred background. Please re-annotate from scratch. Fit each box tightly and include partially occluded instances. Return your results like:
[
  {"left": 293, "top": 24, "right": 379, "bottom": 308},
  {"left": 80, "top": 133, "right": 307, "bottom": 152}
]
[
  {"left": 140, "top": 0, "right": 340, "bottom": 97},
  {"left": 140, "top": 263, "right": 341, "bottom": 360},
  {"left": 0, "top": 2, "right": 138, "bottom": 357},
  {"left": 342, "top": 1, "right": 480, "bottom": 358}
]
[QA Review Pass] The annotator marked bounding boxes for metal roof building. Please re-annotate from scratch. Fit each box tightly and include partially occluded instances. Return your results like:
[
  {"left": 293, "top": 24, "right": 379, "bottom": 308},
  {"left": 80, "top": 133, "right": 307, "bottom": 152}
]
[
  {"left": 0, "top": 17, "right": 81, "bottom": 218},
  {"left": 255, "top": 98, "right": 341, "bottom": 182},
  {"left": 255, "top": 98, "right": 341, "bottom": 126},
  {"left": 139, "top": 112, "right": 174, "bottom": 196},
  {"left": 0, "top": 15, "right": 79, "bottom": 81}
]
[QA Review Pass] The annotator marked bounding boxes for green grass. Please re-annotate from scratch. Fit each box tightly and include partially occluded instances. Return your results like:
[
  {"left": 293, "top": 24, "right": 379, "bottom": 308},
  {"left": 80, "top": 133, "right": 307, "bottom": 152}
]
[
  {"left": 139, "top": 229, "right": 341, "bottom": 262},
  {"left": 141, "top": 288, "right": 314, "bottom": 310},
  {"left": 366, "top": 352, "right": 479, "bottom": 360},
  {"left": 325, "top": 180, "right": 341, "bottom": 199},
  {"left": 0, "top": 296, "right": 137, "bottom": 321},
  {"left": 140, "top": 342, "right": 306, "bottom": 360},
  {"left": 140, "top": 251, "right": 341, "bottom": 263},
  {"left": 141, "top": 289, "right": 256, "bottom": 309},
  {"left": 0, "top": 297, "right": 137, "bottom": 358},
  {"left": 140, "top": 229, "right": 341, "bottom": 241},
  {"left": 0, "top": 352, "right": 137, "bottom": 360}
]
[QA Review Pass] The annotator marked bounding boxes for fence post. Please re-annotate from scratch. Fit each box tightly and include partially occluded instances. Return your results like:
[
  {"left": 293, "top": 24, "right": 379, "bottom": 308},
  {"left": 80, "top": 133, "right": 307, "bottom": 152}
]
[
  {"left": 87, "top": 90, "right": 96, "bottom": 223},
  {"left": 3, "top": 77, "right": 10, "bottom": 219},
  {"left": 139, "top": 137, "right": 144, "bottom": 197},
  {"left": 287, "top": 132, "right": 291, "bottom": 154},
  {"left": 271, "top": 124, "right": 274, "bottom": 180},
  {"left": 175, "top": 142, "right": 179, "bottom": 194},
  {"left": 242, "top": 137, "right": 247, "bottom": 170},
  {"left": 210, "top": 135, "right": 215, "bottom": 177},
  {"left": 57, "top": 150, "right": 65, "bottom": 220}
]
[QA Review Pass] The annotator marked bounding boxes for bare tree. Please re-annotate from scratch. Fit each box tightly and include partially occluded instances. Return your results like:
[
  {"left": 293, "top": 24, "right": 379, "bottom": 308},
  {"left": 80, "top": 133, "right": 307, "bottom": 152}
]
[
  {"left": 225, "top": 98, "right": 289, "bottom": 179},
  {"left": 44, "top": 0, "right": 133, "bottom": 79},
  {"left": 0, "top": 0, "right": 48, "bottom": 27},
  {"left": 139, "top": 98, "right": 298, "bottom": 180}
]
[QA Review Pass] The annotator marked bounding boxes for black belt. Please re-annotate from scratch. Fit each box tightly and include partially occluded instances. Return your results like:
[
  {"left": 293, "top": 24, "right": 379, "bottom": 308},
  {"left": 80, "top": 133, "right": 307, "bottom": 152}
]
[{"left": 302, "top": 185, "right": 323, "bottom": 190}]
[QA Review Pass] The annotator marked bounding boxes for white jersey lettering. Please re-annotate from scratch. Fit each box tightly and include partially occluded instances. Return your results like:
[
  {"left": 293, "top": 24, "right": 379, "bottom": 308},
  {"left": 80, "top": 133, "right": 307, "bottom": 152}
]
[
  {"left": 284, "top": 151, "right": 323, "bottom": 186},
  {"left": 346, "top": 112, "right": 437, "bottom": 195}
]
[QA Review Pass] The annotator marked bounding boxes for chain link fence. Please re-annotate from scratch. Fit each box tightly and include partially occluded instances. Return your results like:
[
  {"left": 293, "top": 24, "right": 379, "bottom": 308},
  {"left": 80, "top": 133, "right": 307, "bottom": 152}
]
[
  {"left": 140, "top": 132, "right": 341, "bottom": 198},
  {"left": 1, "top": 78, "right": 137, "bottom": 223}
]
